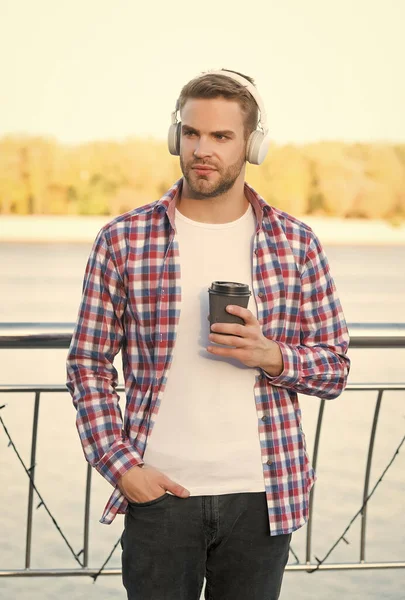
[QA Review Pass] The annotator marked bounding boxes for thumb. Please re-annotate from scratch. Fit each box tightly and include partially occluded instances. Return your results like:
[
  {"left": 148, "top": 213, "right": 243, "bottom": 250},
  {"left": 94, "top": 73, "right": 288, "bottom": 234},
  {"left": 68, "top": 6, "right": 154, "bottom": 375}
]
[{"left": 164, "top": 478, "right": 190, "bottom": 499}]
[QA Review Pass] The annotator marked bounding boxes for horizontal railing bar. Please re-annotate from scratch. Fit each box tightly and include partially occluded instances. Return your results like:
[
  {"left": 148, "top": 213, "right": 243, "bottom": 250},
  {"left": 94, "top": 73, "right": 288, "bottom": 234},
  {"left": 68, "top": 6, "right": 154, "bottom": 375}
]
[
  {"left": 349, "top": 337, "right": 405, "bottom": 348},
  {"left": 1, "top": 383, "right": 405, "bottom": 394},
  {"left": 341, "top": 384, "right": 405, "bottom": 390},
  {"left": 287, "top": 562, "right": 405, "bottom": 571},
  {"left": 1, "top": 562, "right": 405, "bottom": 577},
  {"left": 0, "top": 383, "right": 405, "bottom": 394},
  {"left": 0, "top": 322, "right": 405, "bottom": 349},
  {"left": 0, "top": 322, "right": 73, "bottom": 349},
  {"left": 0, "top": 568, "right": 122, "bottom": 577},
  {"left": 0, "top": 385, "right": 76, "bottom": 393}
]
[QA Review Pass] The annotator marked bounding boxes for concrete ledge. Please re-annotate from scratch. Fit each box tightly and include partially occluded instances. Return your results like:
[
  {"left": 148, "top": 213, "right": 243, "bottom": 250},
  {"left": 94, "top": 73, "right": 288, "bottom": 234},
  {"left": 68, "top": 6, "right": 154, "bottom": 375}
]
[{"left": 1, "top": 215, "right": 405, "bottom": 244}]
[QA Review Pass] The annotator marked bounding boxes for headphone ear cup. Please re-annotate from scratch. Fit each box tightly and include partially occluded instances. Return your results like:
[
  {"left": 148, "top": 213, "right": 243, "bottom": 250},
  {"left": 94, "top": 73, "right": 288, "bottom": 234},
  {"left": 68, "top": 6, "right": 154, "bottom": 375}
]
[
  {"left": 246, "top": 131, "right": 270, "bottom": 165},
  {"left": 168, "top": 123, "right": 181, "bottom": 156}
]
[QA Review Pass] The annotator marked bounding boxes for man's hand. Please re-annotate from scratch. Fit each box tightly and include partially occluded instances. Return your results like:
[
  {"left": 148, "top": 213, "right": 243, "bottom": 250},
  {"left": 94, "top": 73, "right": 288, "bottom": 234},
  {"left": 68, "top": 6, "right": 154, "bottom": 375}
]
[
  {"left": 207, "top": 305, "right": 284, "bottom": 377},
  {"left": 117, "top": 464, "right": 190, "bottom": 503}
]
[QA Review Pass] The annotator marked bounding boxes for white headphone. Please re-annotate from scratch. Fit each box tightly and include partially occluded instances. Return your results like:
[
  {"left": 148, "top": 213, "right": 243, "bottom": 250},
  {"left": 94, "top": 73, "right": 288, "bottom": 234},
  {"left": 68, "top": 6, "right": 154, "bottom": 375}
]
[{"left": 167, "top": 70, "right": 271, "bottom": 165}]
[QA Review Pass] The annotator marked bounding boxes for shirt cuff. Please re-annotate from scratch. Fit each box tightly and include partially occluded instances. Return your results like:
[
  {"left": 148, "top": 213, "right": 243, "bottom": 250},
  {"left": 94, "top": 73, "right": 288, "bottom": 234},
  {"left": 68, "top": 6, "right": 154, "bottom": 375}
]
[
  {"left": 261, "top": 341, "right": 300, "bottom": 388},
  {"left": 95, "top": 440, "right": 144, "bottom": 487}
]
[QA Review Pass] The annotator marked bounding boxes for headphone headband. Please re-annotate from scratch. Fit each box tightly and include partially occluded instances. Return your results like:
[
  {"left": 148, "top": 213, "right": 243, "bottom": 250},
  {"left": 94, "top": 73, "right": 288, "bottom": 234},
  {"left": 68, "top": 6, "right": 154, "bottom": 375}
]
[{"left": 192, "top": 70, "right": 268, "bottom": 134}]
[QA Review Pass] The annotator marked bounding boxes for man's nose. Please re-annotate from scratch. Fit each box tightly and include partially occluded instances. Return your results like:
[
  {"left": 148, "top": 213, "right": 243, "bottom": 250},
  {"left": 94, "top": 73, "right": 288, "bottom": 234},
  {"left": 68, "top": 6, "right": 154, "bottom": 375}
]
[{"left": 193, "top": 137, "right": 213, "bottom": 158}]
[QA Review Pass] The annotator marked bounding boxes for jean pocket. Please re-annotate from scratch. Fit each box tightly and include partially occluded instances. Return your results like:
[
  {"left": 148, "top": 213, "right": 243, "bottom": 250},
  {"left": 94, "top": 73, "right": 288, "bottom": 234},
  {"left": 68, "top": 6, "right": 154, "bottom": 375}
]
[{"left": 129, "top": 492, "right": 170, "bottom": 507}]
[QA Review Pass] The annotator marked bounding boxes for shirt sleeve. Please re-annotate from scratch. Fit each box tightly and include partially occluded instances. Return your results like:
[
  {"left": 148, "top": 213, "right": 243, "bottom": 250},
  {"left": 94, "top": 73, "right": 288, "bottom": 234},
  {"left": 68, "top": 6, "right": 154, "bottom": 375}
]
[
  {"left": 263, "top": 231, "right": 351, "bottom": 399},
  {"left": 66, "top": 229, "right": 144, "bottom": 487}
]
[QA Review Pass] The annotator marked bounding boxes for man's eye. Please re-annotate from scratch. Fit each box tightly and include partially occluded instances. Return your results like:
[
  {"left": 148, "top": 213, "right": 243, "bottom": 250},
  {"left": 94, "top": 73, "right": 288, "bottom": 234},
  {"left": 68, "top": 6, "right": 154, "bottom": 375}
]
[
  {"left": 215, "top": 134, "right": 227, "bottom": 140},
  {"left": 184, "top": 130, "right": 195, "bottom": 136}
]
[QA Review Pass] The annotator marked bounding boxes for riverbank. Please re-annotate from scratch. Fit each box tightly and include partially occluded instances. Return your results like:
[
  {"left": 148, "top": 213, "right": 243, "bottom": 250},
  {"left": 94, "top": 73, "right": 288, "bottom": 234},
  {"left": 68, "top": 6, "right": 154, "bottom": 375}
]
[{"left": 1, "top": 214, "right": 405, "bottom": 244}]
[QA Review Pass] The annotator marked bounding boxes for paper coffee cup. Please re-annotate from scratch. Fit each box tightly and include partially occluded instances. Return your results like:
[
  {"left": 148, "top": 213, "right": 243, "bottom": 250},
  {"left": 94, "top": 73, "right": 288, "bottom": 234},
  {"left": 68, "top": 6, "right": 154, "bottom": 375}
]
[{"left": 208, "top": 281, "right": 251, "bottom": 332}]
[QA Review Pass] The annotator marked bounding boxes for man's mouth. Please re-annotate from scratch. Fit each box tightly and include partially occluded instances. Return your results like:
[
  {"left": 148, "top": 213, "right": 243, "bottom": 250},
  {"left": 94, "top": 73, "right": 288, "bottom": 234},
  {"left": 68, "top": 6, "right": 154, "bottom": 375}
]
[{"left": 192, "top": 165, "right": 216, "bottom": 174}]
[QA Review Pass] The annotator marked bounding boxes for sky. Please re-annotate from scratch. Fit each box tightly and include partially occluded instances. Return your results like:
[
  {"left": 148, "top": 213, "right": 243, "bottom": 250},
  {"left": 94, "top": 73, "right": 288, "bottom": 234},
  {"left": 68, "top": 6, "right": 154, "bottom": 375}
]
[{"left": 1, "top": 0, "right": 404, "bottom": 146}]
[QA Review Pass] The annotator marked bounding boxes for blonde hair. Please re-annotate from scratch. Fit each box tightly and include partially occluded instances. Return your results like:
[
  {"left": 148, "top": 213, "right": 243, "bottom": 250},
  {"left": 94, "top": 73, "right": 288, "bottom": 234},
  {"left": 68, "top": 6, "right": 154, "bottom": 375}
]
[{"left": 178, "top": 69, "right": 259, "bottom": 140}]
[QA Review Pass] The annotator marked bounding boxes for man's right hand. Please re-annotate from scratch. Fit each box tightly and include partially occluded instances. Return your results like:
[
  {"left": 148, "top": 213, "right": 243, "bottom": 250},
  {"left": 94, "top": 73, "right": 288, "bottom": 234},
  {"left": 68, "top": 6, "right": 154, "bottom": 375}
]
[{"left": 117, "top": 464, "right": 190, "bottom": 503}]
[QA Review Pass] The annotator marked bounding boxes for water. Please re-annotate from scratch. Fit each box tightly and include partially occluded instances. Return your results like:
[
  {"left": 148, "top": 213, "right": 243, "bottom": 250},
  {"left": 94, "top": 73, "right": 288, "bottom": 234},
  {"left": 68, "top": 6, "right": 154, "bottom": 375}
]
[{"left": 0, "top": 242, "right": 404, "bottom": 599}]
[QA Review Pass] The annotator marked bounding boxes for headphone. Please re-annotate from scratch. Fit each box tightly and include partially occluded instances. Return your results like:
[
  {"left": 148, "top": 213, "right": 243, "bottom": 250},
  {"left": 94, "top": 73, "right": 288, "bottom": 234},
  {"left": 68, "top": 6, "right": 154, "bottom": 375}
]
[{"left": 167, "top": 70, "right": 271, "bottom": 165}]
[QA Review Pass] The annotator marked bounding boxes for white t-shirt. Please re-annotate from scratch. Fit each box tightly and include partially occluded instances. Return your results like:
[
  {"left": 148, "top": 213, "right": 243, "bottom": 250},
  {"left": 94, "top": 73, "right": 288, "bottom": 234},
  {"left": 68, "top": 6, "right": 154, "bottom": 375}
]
[{"left": 142, "top": 203, "right": 266, "bottom": 496}]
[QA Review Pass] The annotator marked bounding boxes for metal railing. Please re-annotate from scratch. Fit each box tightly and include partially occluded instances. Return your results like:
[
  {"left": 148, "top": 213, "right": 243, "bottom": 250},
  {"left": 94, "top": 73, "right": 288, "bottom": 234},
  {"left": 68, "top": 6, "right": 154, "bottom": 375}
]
[{"left": 0, "top": 322, "right": 404, "bottom": 578}]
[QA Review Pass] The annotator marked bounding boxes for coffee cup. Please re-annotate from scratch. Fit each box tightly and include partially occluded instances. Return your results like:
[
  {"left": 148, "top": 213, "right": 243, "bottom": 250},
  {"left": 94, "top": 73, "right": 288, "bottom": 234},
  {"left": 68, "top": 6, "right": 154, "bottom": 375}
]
[{"left": 208, "top": 281, "right": 251, "bottom": 333}]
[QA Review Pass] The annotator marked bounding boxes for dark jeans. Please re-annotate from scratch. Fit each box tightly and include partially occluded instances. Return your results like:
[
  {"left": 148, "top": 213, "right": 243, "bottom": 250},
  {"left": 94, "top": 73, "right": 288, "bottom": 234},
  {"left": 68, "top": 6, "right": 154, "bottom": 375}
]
[{"left": 121, "top": 491, "right": 291, "bottom": 600}]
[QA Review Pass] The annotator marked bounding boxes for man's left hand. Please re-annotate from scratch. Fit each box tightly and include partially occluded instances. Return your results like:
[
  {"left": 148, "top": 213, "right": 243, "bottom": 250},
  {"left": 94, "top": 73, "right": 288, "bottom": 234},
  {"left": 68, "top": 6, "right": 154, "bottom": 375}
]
[{"left": 207, "top": 305, "right": 284, "bottom": 377}]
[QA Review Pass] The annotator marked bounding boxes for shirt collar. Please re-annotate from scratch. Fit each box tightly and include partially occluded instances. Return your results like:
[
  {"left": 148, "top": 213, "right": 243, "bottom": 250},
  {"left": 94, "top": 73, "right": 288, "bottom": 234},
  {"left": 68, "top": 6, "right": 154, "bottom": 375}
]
[{"left": 154, "top": 177, "right": 271, "bottom": 232}]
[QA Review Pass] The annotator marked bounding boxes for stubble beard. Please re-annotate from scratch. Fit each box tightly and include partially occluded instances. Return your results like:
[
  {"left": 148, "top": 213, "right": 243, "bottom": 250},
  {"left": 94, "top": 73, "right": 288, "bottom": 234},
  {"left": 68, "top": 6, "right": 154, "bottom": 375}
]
[{"left": 180, "top": 151, "right": 246, "bottom": 200}]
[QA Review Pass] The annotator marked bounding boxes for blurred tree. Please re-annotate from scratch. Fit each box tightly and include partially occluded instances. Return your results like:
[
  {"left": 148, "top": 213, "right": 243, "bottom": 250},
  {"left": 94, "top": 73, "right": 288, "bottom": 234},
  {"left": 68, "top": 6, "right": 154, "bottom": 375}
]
[
  {"left": 303, "top": 142, "right": 364, "bottom": 217},
  {"left": 352, "top": 145, "right": 405, "bottom": 219},
  {"left": 247, "top": 144, "right": 311, "bottom": 215},
  {"left": 0, "top": 135, "right": 404, "bottom": 222}
]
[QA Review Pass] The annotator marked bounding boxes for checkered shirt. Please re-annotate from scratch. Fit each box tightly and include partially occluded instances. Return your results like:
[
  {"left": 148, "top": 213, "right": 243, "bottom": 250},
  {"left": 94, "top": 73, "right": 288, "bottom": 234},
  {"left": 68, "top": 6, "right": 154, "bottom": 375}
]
[{"left": 66, "top": 178, "right": 350, "bottom": 535}]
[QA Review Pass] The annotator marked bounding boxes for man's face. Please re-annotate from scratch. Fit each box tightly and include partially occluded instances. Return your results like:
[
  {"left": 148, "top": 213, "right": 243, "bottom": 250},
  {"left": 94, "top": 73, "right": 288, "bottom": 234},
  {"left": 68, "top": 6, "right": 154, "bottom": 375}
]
[{"left": 179, "top": 97, "right": 247, "bottom": 199}]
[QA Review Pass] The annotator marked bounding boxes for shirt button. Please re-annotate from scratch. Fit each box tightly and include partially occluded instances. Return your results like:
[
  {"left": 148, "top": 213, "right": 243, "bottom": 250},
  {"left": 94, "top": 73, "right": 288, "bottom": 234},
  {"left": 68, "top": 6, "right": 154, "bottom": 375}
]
[
  {"left": 258, "top": 292, "right": 264, "bottom": 299},
  {"left": 261, "top": 415, "right": 269, "bottom": 422},
  {"left": 266, "top": 459, "right": 273, "bottom": 466}
]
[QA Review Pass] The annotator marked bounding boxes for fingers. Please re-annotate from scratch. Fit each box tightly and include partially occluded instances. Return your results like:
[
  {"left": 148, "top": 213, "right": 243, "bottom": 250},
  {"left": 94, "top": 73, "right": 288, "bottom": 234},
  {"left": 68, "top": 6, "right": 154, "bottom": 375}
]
[
  {"left": 210, "top": 306, "right": 258, "bottom": 336},
  {"left": 207, "top": 344, "right": 238, "bottom": 357},
  {"left": 208, "top": 332, "right": 245, "bottom": 347},
  {"left": 161, "top": 476, "right": 190, "bottom": 498},
  {"left": 165, "top": 483, "right": 190, "bottom": 498},
  {"left": 210, "top": 322, "right": 246, "bottom": 337},
  {"left": 225, "top": 304, "right": 257, "bottom": 325}
]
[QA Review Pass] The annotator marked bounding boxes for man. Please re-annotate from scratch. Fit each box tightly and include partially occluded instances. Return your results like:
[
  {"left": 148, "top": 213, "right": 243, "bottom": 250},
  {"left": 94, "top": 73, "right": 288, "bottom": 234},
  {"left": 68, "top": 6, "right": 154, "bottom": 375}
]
[{"left": 66, "top": 69, "right": 350, "bottom": 600}]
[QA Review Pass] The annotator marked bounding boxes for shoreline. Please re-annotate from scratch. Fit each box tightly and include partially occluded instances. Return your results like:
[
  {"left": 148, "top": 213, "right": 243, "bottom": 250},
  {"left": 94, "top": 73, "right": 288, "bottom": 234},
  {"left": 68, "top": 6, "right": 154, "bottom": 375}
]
[{"left": 1, "top": 214, "right": 405, "bottom": 245}]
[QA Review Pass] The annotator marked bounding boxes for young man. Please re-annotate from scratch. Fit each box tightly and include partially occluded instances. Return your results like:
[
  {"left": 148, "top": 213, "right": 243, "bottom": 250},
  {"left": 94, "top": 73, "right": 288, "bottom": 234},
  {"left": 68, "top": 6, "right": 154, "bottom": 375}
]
[{"left": 66, "top": 69, "right": 350, "bottom": 600}]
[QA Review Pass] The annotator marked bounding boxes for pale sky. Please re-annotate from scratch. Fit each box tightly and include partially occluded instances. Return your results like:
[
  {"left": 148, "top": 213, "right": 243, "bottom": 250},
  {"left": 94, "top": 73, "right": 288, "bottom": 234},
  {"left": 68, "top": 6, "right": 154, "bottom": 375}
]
[{"left": 1, "top": 0, "right": 404, "bottom": 145}]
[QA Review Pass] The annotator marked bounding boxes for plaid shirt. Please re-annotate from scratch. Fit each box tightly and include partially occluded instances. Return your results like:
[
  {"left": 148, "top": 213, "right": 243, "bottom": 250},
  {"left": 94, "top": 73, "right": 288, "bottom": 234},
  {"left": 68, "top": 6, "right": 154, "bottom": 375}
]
[{"left": 66, "top": 178, "right": 350, "bottom": 535}]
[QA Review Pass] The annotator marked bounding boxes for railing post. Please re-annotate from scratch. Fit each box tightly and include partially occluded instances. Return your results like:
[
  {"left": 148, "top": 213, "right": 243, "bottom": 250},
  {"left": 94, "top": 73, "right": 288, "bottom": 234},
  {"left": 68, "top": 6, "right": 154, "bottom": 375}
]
[
  {"left": 25, "top": 390, "right": 41, "bottom": 569},
  {"left": 360, "top": 390, "right": 383, "bottom": 562},
  {"left": 306, "top": 398, "right": 325, "bottom": 565},
  {"left": 83, "top": 463, "right": 92, "bottom": 567}
]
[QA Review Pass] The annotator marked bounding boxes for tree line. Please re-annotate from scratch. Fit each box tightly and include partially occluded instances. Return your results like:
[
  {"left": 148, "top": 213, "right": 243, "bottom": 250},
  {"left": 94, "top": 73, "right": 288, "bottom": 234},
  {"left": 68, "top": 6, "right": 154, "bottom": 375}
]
[{"left": 0, "top": 135, "right": 404, "bottom": 222}]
